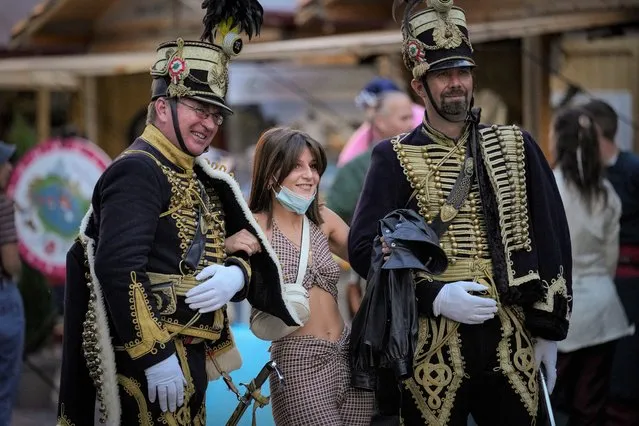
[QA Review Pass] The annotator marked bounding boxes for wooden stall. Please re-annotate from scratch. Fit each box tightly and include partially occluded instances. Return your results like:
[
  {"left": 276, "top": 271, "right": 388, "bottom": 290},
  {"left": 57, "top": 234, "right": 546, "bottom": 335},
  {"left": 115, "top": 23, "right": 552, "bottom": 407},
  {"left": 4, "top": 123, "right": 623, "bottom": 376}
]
[{"left": 1, "top": 0, "right": 638, "bottom": 158}]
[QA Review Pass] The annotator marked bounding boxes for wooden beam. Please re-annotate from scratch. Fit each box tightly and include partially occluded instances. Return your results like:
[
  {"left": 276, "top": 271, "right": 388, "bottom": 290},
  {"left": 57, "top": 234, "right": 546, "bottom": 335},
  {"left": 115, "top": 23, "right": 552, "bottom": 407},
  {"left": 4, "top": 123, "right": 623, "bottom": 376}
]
[
  {"left": 83, "top": 77, "right": 98, "bottom": 144},
  {"left": 26, "top": 33, "right": 91, "bottom": 49},
  {"left": 522, "top": 35, "right": 552, "bottom": 160},
  {"left": 245, "top": 9, "right": 639, "bottom": 61},
  {"left": 90, "top": 26, "right": 284, "bottom": 53},
  {"left": 0, "top": 71, "right": 79, "bottom": 89},
  {"left": 318, "top": 4, "right": 392, "bottom": 22},
  {"left": 1, "top": 8, "right": 637, "bottom": 77},
  {"left": 37, "top": 88, "right": 51, "bottom": 143},
  {"left": 10, "top": 0, "right": 73, "bottom": 49}
]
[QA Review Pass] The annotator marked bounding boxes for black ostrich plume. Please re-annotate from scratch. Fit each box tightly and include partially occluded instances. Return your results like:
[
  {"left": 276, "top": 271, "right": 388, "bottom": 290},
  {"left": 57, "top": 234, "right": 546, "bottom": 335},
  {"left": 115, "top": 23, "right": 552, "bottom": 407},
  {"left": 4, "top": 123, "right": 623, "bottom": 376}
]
[
  {"left": 392, "top": 0, "right": 422, "bottom": 29},
  {"left": 201, "top": 0, "right": 264, "bottom": 43}
]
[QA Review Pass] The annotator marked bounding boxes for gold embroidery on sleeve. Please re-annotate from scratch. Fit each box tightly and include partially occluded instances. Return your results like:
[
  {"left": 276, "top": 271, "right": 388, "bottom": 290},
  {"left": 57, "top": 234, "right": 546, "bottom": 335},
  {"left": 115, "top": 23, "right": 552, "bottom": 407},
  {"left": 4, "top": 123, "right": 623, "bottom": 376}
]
[
  {"left": 126, "top": 271, "right": 172, "bottom": 359},
  {"left": 227, "top": 256, "right": 252, "bottom": 282},
  {"left": 532, "top": 266, "right": 570, "bottom": 319}
]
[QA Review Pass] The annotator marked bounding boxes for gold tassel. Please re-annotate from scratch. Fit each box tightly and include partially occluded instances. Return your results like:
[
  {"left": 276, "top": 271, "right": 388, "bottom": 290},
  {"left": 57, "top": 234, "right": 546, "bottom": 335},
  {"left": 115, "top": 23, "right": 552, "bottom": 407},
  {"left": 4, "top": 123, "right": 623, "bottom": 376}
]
[{"left": 412, "top": 62, "right": 431, "bottom": 79}]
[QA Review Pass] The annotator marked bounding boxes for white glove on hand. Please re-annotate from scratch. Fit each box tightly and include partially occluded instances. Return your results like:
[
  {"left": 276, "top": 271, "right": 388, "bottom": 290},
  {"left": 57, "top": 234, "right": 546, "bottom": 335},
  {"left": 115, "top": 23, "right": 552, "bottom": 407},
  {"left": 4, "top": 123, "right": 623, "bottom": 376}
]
[
  {"left": 144, "top": 354, "right": 187, "bottom": 413},
  {"left": 186, "top": 264, "right": 245, "bottom": 313},
  {"left": 433, "top": 281, "right": 498, "bottom": 324},
  {"left": 534, "top": 338, "right": 558, "bottom": 394}
]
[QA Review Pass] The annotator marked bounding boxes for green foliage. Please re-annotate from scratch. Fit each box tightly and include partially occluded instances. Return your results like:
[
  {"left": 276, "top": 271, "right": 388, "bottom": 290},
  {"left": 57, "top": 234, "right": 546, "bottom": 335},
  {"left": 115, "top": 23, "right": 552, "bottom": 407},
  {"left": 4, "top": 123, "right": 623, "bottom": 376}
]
[{"left": 5, "top": 110, "right": 37, "bottom": 158}]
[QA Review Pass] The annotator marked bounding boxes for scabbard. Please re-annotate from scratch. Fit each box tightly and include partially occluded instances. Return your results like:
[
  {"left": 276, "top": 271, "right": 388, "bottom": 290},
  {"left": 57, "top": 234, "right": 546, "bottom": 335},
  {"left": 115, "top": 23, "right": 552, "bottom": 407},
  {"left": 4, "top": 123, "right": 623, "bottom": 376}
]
[
  {"left": 540, "top": 369, "right": 556, "bottom": 426},
  {"left": 225, "top": 361, "right": 278, "bottom": 426}
]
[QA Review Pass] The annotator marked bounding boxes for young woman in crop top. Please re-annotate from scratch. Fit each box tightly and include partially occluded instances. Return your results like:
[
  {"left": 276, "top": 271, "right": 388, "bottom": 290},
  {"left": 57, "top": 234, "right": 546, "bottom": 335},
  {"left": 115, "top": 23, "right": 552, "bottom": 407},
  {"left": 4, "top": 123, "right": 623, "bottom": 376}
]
[{"left": 248, "top": 127, "right": 373, "bottom": 425}]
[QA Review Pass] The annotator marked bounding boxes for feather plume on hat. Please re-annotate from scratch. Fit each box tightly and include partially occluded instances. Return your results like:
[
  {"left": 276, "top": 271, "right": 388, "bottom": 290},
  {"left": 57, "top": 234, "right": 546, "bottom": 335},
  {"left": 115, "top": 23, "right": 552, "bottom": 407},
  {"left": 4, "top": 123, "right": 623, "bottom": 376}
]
[
  {"left": 392, "top": 0, "right": 423, "bottom": 28},
  {"left": 149, "top": 0, "right": 266, "bottom": 112},
  {"left": 201, "top": 0, "right": 264, "bottom": 43}
]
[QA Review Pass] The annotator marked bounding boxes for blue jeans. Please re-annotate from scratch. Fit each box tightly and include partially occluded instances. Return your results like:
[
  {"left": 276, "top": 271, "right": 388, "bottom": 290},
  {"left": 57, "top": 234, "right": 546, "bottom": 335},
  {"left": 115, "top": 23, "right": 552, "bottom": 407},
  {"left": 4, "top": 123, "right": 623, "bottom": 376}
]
[{"left": 0, "top": 282, "right": 25, "bottom": 426}]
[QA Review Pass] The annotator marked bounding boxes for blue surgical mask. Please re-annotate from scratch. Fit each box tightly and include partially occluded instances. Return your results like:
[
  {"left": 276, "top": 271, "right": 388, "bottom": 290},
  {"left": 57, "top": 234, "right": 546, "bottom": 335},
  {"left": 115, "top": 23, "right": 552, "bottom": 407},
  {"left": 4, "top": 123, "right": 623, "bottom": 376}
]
[{"left": 274, "top": 185, "right": 315, "bottom": 215}]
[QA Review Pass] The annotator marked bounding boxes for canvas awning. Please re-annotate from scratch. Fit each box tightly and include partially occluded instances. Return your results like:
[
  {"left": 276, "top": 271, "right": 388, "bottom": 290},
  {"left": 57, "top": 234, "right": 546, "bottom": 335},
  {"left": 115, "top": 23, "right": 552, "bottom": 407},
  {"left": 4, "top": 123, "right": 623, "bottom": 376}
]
[{"left": 1, "top": 8, "right": 638, "bottom": 89}]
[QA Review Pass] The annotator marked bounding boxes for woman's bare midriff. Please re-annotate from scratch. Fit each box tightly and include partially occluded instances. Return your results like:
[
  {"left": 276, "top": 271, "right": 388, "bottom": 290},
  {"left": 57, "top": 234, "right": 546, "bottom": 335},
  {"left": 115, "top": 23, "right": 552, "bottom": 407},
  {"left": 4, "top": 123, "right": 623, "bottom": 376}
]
[{"left": 289, "top": 286, "right": 344, "bottom": 342}]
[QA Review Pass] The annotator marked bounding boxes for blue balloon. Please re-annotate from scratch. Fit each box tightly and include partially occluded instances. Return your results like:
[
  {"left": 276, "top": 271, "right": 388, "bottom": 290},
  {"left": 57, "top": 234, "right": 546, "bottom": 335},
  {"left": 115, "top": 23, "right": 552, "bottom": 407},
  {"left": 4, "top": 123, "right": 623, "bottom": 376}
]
[{"left": 206, "top": 324, "right": 275, "bottom": 426}]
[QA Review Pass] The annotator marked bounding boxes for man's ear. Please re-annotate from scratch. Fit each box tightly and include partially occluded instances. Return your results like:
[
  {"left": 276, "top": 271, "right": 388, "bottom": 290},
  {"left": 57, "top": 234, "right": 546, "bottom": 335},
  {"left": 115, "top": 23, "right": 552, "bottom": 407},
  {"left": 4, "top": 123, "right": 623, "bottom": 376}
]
[
  {"left": 410, "top": 78, "right": 426, "bottom": 99},
  {"left": 155, "top": 98, "right": 170, "bottom": 123}
]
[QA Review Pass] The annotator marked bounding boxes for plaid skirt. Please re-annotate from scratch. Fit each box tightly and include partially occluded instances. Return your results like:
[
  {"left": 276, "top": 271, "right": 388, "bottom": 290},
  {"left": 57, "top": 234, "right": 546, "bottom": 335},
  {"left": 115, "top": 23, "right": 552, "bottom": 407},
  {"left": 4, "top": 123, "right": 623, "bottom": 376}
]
[{"left": 269, "top": 326, "right": 374, "bottom": 425}]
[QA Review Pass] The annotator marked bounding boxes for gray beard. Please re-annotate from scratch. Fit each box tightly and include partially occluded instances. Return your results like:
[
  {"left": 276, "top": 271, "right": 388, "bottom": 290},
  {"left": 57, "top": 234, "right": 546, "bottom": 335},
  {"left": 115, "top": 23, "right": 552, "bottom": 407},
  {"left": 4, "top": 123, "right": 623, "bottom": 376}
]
[{"left": 441, "top": 98, "right": 468, "bottom": 116}]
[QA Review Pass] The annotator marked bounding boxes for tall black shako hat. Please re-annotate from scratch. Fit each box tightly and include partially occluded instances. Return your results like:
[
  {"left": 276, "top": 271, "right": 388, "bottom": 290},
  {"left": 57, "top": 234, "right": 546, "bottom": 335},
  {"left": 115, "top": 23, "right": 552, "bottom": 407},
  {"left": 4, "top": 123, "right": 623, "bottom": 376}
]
[
  {"left": 394, "top": 0, "right": 475, "bottom": 80},
  {"left": 149, "top": 0, "right": 263, "bottom": 154}
]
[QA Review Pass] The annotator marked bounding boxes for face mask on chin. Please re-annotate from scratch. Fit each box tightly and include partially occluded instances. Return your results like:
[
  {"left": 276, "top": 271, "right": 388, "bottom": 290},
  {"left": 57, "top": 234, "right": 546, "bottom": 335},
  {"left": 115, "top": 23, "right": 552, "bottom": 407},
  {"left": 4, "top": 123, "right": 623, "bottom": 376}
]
[{"left": 273, "top": 184, "right": 316, "bottom": 215}]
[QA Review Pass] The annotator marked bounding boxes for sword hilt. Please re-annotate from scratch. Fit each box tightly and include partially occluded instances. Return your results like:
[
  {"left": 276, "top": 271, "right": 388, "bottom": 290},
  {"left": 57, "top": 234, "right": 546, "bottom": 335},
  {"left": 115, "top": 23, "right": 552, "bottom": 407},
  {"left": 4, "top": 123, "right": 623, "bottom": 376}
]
[{"left": 225, "top": 360, "right": 285, "bottom": 426}]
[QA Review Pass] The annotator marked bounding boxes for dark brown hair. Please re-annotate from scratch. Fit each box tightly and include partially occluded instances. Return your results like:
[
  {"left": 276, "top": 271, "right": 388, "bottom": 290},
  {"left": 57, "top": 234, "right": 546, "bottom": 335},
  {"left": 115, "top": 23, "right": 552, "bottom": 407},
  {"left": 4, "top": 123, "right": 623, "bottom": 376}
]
[
  {"left": 553, "top": 107, "right": 608, "bottom": 212},
  {"left": 580, "top": 99, "right": 618, "bottom": 141},
  {"left": 249, "top": 127, "right": 327, "bottom": 227}
]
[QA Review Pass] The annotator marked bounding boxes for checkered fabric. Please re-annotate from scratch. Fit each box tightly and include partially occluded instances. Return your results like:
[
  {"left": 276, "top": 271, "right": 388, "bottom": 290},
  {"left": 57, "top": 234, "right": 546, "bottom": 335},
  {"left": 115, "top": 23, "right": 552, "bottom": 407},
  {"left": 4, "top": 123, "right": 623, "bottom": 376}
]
[
  {"left": 269, "top": 326, "right": 374, "bottom": 425},
  {"left": 271, "top": 219, "right": 340, "bottom": 301}
]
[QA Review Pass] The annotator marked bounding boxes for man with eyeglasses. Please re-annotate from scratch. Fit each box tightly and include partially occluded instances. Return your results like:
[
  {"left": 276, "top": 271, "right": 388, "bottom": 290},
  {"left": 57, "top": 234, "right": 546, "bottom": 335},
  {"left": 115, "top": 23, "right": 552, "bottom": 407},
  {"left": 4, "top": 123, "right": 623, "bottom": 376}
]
[{"left": 56, "top": 1, "right": 303, "bottom": 425}]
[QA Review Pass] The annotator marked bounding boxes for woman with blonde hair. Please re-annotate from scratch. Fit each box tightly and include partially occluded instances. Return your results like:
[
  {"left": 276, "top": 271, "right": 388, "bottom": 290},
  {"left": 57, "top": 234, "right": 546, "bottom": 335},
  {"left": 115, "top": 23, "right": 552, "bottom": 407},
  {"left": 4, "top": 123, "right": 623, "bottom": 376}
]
[
  {"left": 248, "top": 127, "right": 373, "bottom": 425},
  {"left": 550, "top": 107, "right": 634, "bottom": 425}
]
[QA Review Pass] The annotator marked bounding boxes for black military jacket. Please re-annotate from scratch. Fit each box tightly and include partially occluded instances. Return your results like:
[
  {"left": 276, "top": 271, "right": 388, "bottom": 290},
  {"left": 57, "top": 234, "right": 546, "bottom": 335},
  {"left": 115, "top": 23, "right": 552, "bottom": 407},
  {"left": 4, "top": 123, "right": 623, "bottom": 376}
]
[
  {"left": 348, "top": 122, "right": 573, "bottom": 341},
  {"left": 57, "top": 125, "right": 299, "bottom": 425}
]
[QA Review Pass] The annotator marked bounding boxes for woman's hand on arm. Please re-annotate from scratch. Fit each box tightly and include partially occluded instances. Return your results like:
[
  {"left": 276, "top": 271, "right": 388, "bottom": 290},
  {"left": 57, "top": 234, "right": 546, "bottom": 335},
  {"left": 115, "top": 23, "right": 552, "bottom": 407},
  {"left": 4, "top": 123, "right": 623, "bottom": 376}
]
[{"left": 225, "top": 229, "right": 262, "bottom": 256}]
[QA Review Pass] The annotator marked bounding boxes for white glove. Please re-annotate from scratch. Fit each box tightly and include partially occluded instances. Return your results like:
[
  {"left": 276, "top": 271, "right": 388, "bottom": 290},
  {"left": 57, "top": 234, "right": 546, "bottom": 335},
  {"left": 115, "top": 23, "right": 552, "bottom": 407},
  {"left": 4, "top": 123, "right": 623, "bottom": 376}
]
[
  {"left": 144, "top": 354, "right": 187, "bottom": 413},
  {"left": 433, "top": 281, "right": 498, "bottom": 324},
  {"left": 534, "top": 338, "right": 558, "bottom": 394},
  {"left": 186, "top": 264, "right": 245, "bottom": 313}
]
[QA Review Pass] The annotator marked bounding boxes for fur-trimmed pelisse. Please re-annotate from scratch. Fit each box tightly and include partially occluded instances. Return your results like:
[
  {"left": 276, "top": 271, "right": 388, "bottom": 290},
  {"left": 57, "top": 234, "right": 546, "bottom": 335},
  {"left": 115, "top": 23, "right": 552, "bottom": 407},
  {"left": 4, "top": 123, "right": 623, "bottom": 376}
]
[{"left": 393, "top": 0, "right": 475, "bottom": 79}]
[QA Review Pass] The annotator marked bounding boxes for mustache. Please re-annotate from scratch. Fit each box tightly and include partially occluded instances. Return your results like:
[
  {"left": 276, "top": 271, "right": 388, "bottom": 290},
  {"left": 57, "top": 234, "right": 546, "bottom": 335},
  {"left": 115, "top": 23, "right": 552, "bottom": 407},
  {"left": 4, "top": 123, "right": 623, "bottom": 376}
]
[{"left": 442, "top": 89, "right": 467, "bottom": 98}]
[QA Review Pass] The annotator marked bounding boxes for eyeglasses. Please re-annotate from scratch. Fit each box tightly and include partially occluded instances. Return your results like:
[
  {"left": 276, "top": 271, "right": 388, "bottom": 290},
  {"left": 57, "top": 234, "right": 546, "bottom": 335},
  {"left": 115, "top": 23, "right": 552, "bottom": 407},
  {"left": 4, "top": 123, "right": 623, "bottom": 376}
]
[{"left": 177, "top": 100, "right": 224, "bottom": 125}]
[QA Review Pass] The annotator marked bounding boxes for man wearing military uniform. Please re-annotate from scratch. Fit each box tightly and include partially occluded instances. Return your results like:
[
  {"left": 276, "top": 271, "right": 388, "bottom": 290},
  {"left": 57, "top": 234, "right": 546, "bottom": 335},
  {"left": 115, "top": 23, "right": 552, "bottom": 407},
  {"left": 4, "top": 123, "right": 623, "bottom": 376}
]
[
  {"left": 56, "top": 1, "right": 303, "bottom": 425},
  {"left": 348, "top": 0, "right": 573, "bottom": 424}
]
